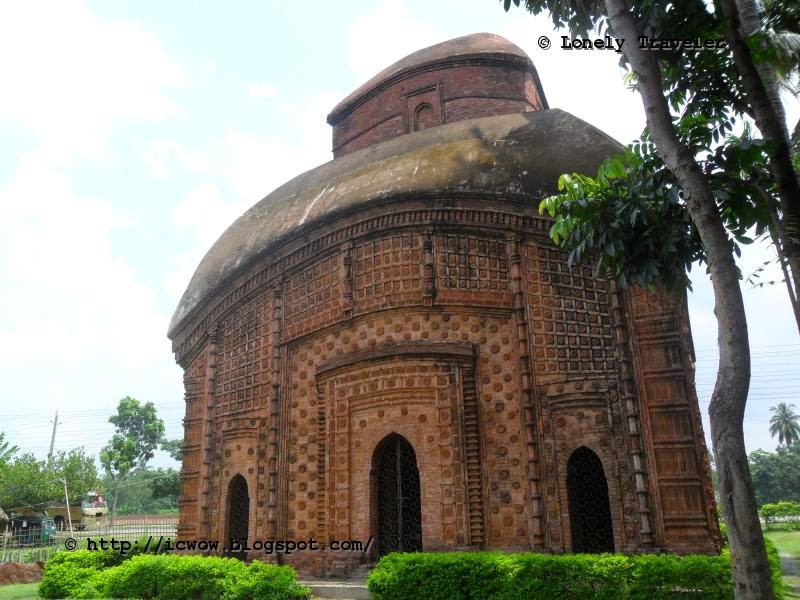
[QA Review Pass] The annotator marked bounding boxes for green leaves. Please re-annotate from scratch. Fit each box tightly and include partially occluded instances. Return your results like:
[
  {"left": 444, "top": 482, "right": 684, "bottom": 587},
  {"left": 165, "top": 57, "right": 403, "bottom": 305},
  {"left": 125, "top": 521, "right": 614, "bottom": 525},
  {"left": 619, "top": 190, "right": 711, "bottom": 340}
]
[
  {"left": 0, "top": 431, "right": 18, "bottom": 463},
  {"left": 367, "top": 551, "right": 739, "bottom": 599},
  {"left": 538, "top": 147, "right": 702, "bottom": 292},
  {"left": 101, "top": 396, "right": 165, "bottom": 482},
  {"left": 0, "top": 447, "right": 98, "bottom": 510},
  {"left": 536, "top": 120, "right": 778, "bottom": 294},
  {"left": 40, "top": 552, "right": 311, "bottom": 600}
]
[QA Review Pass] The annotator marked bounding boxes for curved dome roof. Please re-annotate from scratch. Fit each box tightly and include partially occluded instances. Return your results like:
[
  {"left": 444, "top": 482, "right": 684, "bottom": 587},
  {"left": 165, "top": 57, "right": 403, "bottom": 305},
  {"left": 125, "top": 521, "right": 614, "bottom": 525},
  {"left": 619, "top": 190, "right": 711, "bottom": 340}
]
[
  {"left": 327, "top": 33, "right": 538, "bottom": 124},
  {"left": 169, "top": 109, "right": 621, "bottom": 336}
]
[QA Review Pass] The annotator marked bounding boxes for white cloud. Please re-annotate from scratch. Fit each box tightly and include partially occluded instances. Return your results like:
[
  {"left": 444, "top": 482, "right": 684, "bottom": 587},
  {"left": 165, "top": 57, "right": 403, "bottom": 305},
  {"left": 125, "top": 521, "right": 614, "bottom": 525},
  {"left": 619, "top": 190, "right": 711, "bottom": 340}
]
[
  {"left": 0, "top": 0, "right": 185, "bottom": 164},
  {"left": 0, "top": 154, "right": 167, "bottom": 369},
  {"left": 0, "top": 1, "right": 185, "bottom": 459},
  {"left": 347, "top": 0, "right": 444, "bottom": 82},
  {"left": 248, "top": 82, "right": 278, "bottom": 98},
  {"left": 162, "top": 90, "right": 338, "bottom": 305},
  {"left": 498, "top": 18, "right": 646, "bottom": 144},
  {"left": 143, "top": 139, "right": 212, "bottom": 179}
]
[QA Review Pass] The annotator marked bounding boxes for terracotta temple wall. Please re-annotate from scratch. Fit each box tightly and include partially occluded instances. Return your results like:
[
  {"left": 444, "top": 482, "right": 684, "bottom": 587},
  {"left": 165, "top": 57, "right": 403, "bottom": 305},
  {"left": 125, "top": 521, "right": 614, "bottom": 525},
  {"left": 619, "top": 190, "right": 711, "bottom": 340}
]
[{"left": 172, "top": 200, "right": 720, "bottom": 576}]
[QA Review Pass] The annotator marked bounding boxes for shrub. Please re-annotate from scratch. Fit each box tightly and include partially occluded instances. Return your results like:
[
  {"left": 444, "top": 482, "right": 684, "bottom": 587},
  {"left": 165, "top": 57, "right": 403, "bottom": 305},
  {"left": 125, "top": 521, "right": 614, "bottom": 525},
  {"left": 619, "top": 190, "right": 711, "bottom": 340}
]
[
  {"left": 126, "top": 534, "right": 173, "bottom": 558},
  {"left": 226, "top": 561, "right": 311, "bottom": 600},
  {"left": 38, "top": 550, "right": 123, "bottom": 599},
  {"left": 760, "top": 501, "right": 800, "bottom": 531},
  {"left": 38, "top": 552, "right": 310, "bottom": 599},
  {"left": 627, "top": 552, "right": 730, "bottom": 599},
  {"left": 765, "top": 539, "right": 786, "bottom": 600},
  {"left": 367, "top": 549, "right": 783, "bottom": 600},
  {"left": 367, "top": 552, "right": 510, "bottom": 600}
]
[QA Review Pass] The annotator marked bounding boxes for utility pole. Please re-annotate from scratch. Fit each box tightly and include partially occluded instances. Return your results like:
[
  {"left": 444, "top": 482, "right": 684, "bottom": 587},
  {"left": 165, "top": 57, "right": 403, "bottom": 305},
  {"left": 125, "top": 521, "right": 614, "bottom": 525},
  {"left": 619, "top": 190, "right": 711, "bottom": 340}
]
[
  {"left": 47, "top": 411, "right": 59, "bottom": 466},
  {"left": 61, "top": 478, "right": 74, "bottom": 534}
]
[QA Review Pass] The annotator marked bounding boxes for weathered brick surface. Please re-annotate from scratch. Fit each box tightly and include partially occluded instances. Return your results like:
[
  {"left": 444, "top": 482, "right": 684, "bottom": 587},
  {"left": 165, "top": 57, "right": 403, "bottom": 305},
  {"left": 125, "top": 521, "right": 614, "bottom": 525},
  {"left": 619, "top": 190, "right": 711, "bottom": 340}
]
[
  {"left": 171, "top": 36, "right": 720, "bottom": 576},
  {"left": 329, "top": 63, "right": 544, "bottom": 157}
]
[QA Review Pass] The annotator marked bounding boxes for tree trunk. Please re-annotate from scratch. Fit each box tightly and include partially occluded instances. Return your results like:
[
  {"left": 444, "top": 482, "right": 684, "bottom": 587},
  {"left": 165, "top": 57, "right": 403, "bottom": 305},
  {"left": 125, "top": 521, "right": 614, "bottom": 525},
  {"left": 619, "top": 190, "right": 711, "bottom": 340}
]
[
  {"left": 111, "top": 479, "right": 119, "bottom": 527},
  {"left": 604, "top": 0, "right": 773, "bottom": 597},
  {"left": 733, "top": 0, "right": 789, "bottom": 136},
  {"left": 723, "top": 0, "right": 800, "bottom": 334},
  {"left": 750, "top": 181, "right": 800, "bottom": 327}
]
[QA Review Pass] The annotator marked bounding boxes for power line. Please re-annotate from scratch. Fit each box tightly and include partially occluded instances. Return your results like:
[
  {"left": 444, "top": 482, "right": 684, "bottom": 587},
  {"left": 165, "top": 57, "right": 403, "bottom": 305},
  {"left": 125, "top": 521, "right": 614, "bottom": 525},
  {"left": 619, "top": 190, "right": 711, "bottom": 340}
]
[
  {"left": 0, "top": 402, "right": 185, "bottom": 421},
  {"left": 694, "top": 342, "right": 800, "bottom": 354}
]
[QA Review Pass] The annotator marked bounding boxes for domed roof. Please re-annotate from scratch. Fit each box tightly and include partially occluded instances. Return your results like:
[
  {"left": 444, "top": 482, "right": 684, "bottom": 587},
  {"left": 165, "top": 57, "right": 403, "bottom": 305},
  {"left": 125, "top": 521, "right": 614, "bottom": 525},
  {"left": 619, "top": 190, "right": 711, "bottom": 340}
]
[
  {"left": 328, "top": 33, "right": 540, "bottom": 124},
  {"left": 168, "top": 109, "right": 622, "bottom": 336}
]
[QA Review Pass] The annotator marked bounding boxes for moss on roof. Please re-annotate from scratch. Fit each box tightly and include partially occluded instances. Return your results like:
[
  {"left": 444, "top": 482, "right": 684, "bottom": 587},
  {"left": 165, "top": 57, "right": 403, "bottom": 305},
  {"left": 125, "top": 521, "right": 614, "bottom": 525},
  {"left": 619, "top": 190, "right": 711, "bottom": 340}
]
[{"left": 169, "top": 109, "right": 622, "bottom": 336}]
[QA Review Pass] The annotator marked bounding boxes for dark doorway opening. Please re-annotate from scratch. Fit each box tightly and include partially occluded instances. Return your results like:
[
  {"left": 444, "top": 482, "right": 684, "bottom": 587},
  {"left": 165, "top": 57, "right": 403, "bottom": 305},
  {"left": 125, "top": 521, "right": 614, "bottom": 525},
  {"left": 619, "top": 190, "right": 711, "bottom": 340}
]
[
  {"left": 373, "top": 433, "right": 422, "bottom": 555},
  {"left": 567, "top": 446, "right": 615, "bottom": 553},
  {"left": 226, "top": 474, "right": 249, "bottom": 559}
]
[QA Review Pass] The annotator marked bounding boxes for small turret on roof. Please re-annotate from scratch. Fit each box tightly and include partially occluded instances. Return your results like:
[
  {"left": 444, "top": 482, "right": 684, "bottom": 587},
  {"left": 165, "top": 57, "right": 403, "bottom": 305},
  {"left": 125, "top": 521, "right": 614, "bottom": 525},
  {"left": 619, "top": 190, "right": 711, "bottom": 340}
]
[{"left": 327, "top": 33, "right": 548, "bottom": 157}]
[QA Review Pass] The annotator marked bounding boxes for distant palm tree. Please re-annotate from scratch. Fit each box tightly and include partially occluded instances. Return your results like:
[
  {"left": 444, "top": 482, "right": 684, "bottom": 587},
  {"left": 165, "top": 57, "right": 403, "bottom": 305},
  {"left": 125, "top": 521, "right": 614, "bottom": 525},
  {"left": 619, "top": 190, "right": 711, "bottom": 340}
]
[
  {"left": 769, "top": 403, "right": 800, "bottom": 447},
  {"left": 0, "top": 432, "right": 18, "bottom": 462}
]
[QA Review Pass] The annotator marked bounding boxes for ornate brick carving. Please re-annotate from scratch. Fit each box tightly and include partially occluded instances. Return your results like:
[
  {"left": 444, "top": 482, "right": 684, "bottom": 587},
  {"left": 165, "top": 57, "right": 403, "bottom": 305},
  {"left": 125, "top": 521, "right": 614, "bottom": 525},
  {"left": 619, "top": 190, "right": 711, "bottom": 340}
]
[
  {"left": 177, "top": 349, "right": 207, "bottom": 539},
  {"left": 171, "top": 35, "right": 719, "bottom": 573},
  {"left": 314, "top": 343, "right": 485, "bottom": 547},
  {"left": 284, "top": 253, "right": 342, "bottom": 339},
  {"left": 214, "top": 291, "right": 272, "bottom": 417},
  {"left": 436, "top": 234, "right": 510, "bottom": 306},
  {"left": 625, "top": 286, "right": 718, "bottom": 552},
  {"left": 353, "top": 234, "right": 423, "bottom": 312},
  {"left": 171, "top": 205, "right": 552, "bottom": 364},
  {"left": 525, "top": 245, "right": 615, "bottom": 377},
  {"left": 173, "top": 218, "right": 720, "bottom": 569}
]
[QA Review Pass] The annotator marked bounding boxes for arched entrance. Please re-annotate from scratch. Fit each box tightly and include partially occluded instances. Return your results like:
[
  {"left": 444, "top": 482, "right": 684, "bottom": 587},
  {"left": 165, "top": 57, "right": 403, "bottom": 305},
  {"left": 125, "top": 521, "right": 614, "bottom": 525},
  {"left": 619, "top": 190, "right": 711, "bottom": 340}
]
[
  {"left": 226, "top": 474, "right": 249, "bottom": 557},
  {"left": 372, "top": 434, "right": 422, "bottom": 555},
  {"left": 566, "top": 446, "right": 615, "bottom": 553}
]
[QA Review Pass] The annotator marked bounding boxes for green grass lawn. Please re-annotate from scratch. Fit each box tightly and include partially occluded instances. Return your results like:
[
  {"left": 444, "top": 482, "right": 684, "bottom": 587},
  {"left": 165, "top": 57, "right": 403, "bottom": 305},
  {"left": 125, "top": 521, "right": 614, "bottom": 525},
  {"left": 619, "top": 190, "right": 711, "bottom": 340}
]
[
  {"left": 765, "top": 530, "right": 800, "bottom": 600},
  {"left": 766, "top": 530, "right": 800, "bottom": 557},
  {"left": 0, "top": 583, "right": 39, "bottom": 600}
]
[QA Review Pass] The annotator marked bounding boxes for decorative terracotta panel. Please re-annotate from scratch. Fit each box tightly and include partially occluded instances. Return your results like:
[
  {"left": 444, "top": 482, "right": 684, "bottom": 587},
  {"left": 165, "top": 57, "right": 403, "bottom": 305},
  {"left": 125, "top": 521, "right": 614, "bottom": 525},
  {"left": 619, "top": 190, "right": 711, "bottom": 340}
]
[{"left": 214, "top": 292, "right": 272, "bottom": 416}]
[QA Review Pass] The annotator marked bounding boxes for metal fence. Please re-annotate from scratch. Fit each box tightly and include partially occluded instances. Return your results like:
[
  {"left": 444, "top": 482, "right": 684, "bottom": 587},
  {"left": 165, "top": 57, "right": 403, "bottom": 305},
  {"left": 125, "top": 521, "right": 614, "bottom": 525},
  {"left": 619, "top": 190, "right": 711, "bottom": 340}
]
[
  {"left": 1, "top": 518, "right": 178, "bottom": 563},
  {"left": 66, "top": 517, "right": 178, "bottom": 542},
  {"left": 1, "top": 523, "right": 59, "bottom": 563}
]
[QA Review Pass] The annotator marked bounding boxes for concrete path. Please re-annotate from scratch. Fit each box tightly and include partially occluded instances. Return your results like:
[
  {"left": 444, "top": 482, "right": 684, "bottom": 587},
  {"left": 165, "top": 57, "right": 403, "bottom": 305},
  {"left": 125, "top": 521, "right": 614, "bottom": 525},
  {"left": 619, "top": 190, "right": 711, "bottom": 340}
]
[{"left": 305, "top": 579, "right": 371, "bottom": 600}]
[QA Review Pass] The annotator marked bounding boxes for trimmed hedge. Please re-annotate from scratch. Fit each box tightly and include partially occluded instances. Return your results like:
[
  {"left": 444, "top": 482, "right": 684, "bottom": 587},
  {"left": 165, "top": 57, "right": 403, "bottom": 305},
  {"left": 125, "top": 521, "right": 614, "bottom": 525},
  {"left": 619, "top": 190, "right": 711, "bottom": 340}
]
[
  {"left": 38, "top": 551, "right": 310, "bottom": 599},
  {"left": 37, "top": 550, "right": 123, "bottom": 599},
  {"left": 367, "top": 543, "right": 785, "bottom": 600}
]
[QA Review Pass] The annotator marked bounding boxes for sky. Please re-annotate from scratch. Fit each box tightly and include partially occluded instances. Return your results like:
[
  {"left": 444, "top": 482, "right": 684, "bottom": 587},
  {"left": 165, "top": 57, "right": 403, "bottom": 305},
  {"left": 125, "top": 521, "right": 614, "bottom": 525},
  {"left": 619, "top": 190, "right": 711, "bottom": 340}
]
[{"left": 0, "top": 0, "right": 798, "bottom": 479}]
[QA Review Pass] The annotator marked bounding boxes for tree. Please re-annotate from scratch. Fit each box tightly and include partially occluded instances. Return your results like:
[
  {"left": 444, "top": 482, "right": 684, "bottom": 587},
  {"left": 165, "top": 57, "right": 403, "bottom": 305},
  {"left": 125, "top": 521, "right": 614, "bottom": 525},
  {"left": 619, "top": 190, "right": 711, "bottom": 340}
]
[
  {"left": 149, "top": 467, "right": 181, "bottom": 504},
  {"left": 50, "top": 448, "right": 100, "bottom": 502},
  {"left": 0, "top": 447, "right": 98, "bottom": 512},
  {"left": 160, "top": 438, "right": 184, "bottom": 462},
  {"left": 0, "top": 431, "right": 18, "bottom": 464},
  {"left": 763, "top": 0, "right": 800, "bottom": 96},
  {"left": 749, "top": 445, "right": 800, "bottom": 505},
  {"left": 722, "top": 0, "right": 800, "bottom": 316},
  {"left": 99, "top": 467, "right": 180, "bottom": 515},
  {"left": 769, "top": 402, "right": 800, "bottom": 446},
  {"left": 100, "top": 397, "right": 165, "bottom": 522},
  {"left": 0, "top": 453, "right": 55, "bottom": 511},
  {"left": 503, "top": 0, "right": 789, "bottom": 596}
]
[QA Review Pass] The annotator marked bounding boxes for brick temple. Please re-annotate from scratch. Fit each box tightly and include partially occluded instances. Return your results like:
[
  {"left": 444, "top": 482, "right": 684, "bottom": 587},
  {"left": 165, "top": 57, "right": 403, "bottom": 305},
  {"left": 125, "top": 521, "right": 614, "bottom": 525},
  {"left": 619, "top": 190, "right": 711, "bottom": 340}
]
[{"left": 169, "top": 33, "right": 721, "bottom": 575}]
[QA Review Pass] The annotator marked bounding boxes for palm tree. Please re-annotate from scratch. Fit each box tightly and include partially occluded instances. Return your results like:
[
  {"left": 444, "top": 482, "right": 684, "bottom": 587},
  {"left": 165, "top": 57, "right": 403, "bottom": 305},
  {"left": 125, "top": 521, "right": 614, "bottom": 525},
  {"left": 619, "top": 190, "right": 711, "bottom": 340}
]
[
  {"left": 0, "top": 432, "right": 18, "bottom": 462},
  {"left": 769, "top": 403, "right": 800, "bottom": 447}
]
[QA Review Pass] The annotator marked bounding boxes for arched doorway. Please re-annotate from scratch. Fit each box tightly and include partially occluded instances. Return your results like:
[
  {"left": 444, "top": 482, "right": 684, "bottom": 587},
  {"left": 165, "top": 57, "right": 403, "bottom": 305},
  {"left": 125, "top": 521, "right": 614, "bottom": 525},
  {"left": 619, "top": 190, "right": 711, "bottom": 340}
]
[
  {"left": 226, "top": 474, "right": 249, "bottom": 557},
  {"left": 373, "top": 434, "right": 422, "bottom": 555},
  {"left": 566, "top": 446, "right": 615, "bottom": 553}
]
